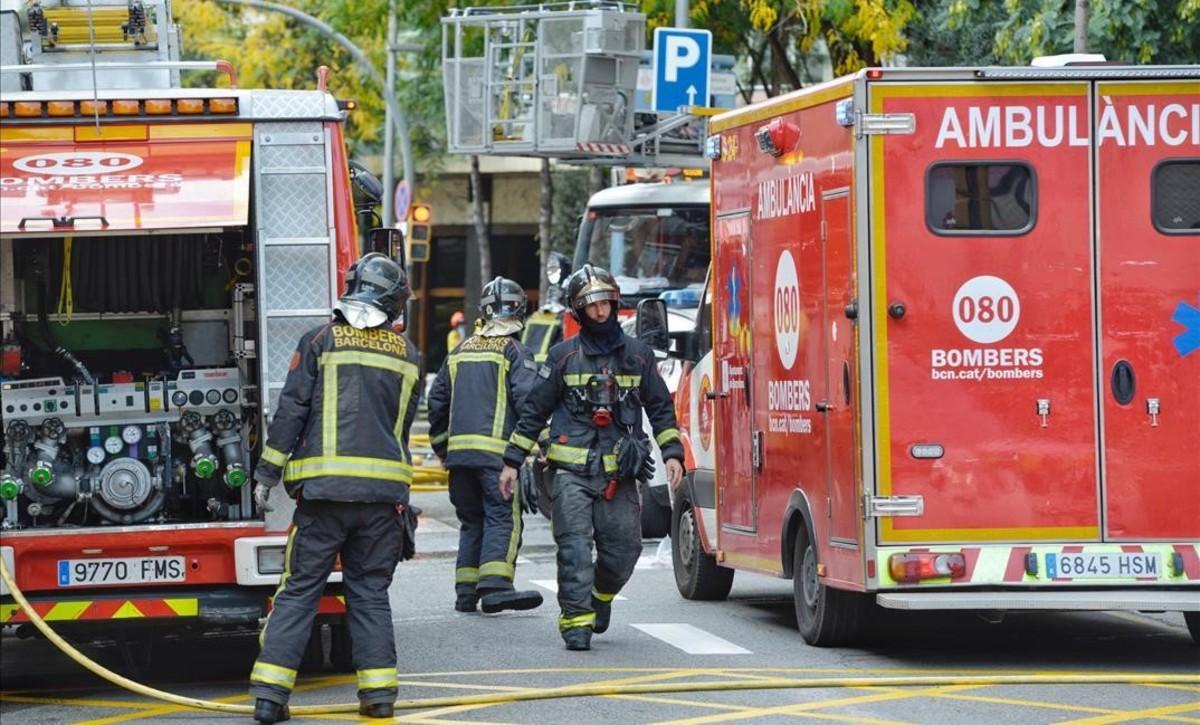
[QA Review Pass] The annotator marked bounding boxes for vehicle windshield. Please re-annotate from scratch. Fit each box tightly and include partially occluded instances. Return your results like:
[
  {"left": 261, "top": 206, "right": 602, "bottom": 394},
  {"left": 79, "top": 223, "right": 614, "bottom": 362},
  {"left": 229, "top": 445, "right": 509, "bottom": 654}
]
[{"left": 583, "top": 205, "right": 710, "bottom": 294}]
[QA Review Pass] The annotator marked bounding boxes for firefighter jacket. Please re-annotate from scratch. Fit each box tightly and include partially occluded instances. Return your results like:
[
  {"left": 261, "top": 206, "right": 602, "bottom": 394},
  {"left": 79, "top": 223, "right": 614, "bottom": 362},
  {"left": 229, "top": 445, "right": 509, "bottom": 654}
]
[
  {"left": 254, "top": 321, "right": 421, "bottom": 504},
  {"left": 502, "top": 332, "right": 683, "bottom": 477},
  {"left": 427, "top": 334, "right": 540, "bottom": 469},
  {"left": 521, "top": 310, "right": 562, "bottom": 363}
]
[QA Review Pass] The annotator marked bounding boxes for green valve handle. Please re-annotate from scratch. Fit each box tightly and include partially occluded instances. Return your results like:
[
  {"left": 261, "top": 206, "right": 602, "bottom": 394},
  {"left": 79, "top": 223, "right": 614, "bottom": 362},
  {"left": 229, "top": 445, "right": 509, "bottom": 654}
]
[
  {"left": 29, "top": 464, "right": 54, "bottom": 487},
  {"left": 0, "top": 476, "right": 21, "bottom": 501},
  {"left": 224, "top": 466, "right": 247, "bottom": 488},
  {"left": 193, "top": 455, "right": 217, "bottom": 479}
]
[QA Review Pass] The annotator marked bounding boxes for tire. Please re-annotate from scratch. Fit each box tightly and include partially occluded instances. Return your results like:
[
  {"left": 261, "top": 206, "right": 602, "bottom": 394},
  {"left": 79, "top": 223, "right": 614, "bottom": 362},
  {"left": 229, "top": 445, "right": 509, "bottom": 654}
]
[
  {"left": 792, "top": 526, "right": 867, "bottom": 646},
  {"left": 329, "top": 620, "right": 353, "bottom": 672},
  {"left": 299, "top": 624, "right": 326, "bottom": 672},
  {"left": 671, "top": 495, "right": 733, "bottom": 600},
  {"left": 640, "top": 485, "right": 671, "bottom": 539},
  {"left": 1185, "top": 612, "right": 1200, "bottom": 646}
]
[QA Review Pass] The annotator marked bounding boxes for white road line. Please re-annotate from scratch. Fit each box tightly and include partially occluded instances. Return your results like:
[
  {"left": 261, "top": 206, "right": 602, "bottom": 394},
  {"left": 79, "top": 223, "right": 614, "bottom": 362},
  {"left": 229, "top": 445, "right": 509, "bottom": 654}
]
[
  {"left": 631, "top": 623, "right": 752, "bottom": 655},
  {"left": 416, "top": 518, "right": 458, "bottom": 534},
  {"left": 529, "top": 579, "right": 627, "bottom": 600},
  {"left": 516, "top": 557, "right": 532, "bottom": 565}
]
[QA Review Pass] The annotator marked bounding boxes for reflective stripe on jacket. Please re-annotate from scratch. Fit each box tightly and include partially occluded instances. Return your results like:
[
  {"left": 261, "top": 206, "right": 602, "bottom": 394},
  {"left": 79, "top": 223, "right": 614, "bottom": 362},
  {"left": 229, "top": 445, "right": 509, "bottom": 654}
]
[
  {"left": 427, "top": 334, "right": 539, "bottom": 469},
  {"left": 520, "top": 310, "right": 561, "bottom": 363},
  {"left": 502, "top": 332, "right": 682, "bottom": 475},
  {"left": 254, "top": 321, "right": 421, "bottom": 504}
]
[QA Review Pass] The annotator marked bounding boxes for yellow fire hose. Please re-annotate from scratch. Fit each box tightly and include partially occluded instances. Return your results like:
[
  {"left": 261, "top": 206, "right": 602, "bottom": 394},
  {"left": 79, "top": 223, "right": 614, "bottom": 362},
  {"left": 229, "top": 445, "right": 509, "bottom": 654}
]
[{"left": 1, "top": 556, "right": 1196, "bottom": 717}]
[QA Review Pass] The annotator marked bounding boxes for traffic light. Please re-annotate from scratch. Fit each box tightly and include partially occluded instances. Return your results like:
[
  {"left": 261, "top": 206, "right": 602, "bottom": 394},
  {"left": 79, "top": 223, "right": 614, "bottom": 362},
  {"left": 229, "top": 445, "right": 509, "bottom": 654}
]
[{"left": 408, "top": 204, "right": 432, "bottom": 262}]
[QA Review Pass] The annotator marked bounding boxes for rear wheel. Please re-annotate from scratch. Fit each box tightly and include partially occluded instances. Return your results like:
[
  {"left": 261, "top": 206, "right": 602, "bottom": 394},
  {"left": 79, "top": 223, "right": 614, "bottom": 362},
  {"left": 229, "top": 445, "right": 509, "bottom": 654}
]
[
  {"left": 793, "top": 526, "right": 867, "bottom": 646},
  {"left": 1185, "top": 612, "right": 1200, "bottom": 646},
  {"left": 671, "top": 496, "right": 733, "bottom": 600}
]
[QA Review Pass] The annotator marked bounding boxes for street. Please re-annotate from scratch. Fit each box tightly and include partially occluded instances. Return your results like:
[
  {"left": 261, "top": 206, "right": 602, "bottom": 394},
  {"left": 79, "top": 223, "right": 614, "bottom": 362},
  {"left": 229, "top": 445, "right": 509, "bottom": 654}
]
[{"left": 1, "top": 490, "right": 1196, "bottom": 725}]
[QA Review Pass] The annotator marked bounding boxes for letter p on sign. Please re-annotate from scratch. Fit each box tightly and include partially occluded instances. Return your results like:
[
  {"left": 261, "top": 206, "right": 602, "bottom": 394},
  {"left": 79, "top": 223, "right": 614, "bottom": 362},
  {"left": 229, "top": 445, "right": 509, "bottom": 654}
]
[{"left": 652, "top": 27, "right": 712, "bottom": 113}]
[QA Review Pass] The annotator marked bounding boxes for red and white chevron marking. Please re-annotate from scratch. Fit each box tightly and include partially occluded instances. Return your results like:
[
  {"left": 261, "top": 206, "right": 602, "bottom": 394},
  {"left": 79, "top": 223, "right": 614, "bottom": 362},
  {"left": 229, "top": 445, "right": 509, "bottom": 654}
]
[{"left": 576, "top": 143, "right": 631, "bottom": 155}]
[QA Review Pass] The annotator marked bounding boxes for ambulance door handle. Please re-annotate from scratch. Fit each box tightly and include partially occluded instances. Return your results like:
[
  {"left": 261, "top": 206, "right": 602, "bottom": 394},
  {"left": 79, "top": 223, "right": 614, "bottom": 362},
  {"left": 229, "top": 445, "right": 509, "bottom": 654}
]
[
  {"left": 705, "top": 390, "right": 729, "bottom": 400},
  {"left": 844, "top": 299, "right": 858, "bottom": 320},
  {"left": 888, "top": 302, "right": 906, "bottom": 319},
  {"left": 815, "top": 401, "right": 832, "bottom": 413}
]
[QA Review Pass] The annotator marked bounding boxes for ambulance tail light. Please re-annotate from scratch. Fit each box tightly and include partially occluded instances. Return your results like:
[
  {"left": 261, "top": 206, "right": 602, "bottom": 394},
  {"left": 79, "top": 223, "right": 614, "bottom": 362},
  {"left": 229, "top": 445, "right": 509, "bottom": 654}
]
[
  {"left": 888, "top": 552, "right": 966, "bottom": 583},
  {"left": 113, "top": 99, "right": 140, "bottom": 115},
  {"left": 14, "top": 101, "right": 42, "bottom": 117},
  {"left": 176, "top": 98, "right": 205, "bottom": 114},
  {"left": 48, "top": 101, "right": 75, "bottom": 117}
]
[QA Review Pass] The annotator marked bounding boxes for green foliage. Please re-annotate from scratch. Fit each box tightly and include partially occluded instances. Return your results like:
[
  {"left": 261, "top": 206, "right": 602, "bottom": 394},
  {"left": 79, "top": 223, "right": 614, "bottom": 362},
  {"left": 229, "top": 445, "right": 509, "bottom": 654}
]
[{"left": 910, "top": 0, "right": 1200, "bottom": 65}]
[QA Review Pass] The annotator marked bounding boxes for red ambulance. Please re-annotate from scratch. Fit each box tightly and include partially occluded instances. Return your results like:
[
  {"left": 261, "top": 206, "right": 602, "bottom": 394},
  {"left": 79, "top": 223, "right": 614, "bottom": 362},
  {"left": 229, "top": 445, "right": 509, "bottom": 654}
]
[{"left": 638, "top": 62, "right": 1200, "bottom": 645}]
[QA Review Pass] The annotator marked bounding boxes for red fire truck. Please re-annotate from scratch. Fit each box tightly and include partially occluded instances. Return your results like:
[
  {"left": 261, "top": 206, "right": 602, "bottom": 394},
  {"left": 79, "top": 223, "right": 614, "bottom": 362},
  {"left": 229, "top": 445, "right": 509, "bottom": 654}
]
[
  {"left": 0, "top": 0, "right": 390, "bottom": 667},
  {"left": 636, "top": 61, "right": 1200, "bottom": 645}
]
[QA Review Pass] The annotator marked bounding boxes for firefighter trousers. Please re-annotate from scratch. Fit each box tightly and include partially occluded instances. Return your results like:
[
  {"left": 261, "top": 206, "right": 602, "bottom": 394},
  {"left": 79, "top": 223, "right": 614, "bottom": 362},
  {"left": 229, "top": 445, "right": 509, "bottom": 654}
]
[
  {"left": 552, "top": 470, "right": 641, "bottom": 633},
  {"left": 449, "top": 466, "right": 522, "bottom": 596},
  {"left": 250, "top": 498, "right": 403, "bottom": 706}
]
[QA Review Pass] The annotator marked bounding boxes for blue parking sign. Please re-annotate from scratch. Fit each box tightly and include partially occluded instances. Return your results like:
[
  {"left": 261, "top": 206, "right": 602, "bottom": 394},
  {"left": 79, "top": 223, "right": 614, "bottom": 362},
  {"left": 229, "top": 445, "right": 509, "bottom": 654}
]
[{"left": 651, "top": 27, "right": 712, "bottom": 113}]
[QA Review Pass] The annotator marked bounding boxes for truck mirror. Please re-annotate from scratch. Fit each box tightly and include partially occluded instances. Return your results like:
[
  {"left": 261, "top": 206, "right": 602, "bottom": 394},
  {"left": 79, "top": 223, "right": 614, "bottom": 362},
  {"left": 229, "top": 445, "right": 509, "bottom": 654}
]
[
  {"left": 636, "top": 299, "right": 670, "bottom": 352},
  {"left": 368, "top": 227, "right": 406, "bottom": 267}
]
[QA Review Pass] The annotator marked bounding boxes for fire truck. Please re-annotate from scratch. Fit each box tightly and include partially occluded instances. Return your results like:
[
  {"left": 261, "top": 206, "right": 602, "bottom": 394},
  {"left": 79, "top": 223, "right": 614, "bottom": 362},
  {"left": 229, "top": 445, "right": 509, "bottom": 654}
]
[
  {"left": 635, "top": 61, "right": 1200, "bottom": 645},
  {"left": 0, "top": 0, "right": 380, "bottom": 666}
]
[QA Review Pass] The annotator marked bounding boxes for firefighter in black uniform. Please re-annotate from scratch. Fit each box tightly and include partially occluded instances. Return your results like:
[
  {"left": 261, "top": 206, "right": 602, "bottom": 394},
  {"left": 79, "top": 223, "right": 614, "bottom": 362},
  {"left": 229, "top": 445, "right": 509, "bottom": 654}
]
[
  {"left": 249, "top": 253, "right": 420, "bottom": 723},
  {"left": 499, "top": 265, "right": 684, "bottom": 651},
  {"left": 428, "top": 277, "right": 544, "bottom": 614}
]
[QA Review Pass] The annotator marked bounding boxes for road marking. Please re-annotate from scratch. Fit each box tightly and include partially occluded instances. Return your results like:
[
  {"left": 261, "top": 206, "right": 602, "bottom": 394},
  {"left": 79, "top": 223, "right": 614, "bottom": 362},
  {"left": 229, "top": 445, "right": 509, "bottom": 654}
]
[
  {"left": 631, "top": 624, "right": 751, "bottom": 655},
  {"left": 656, "top": 684, "right": 979, "bottom": 725},
  {"left": 416, "top": 517, "right": 459, "bottom": 534},
  {"left": 530, "top": 579, "right": 627, "bottom": 600},
  {"left": 1055, "top": 701, "right": 1200, "bottom": 725}
]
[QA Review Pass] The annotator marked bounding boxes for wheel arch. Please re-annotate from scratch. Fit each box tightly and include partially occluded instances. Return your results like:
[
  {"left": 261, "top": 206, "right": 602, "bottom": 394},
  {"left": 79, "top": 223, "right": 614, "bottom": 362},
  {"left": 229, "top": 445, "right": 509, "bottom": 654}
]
[{"left": 782, "top": 488, "right": 816, "bottom": 579}]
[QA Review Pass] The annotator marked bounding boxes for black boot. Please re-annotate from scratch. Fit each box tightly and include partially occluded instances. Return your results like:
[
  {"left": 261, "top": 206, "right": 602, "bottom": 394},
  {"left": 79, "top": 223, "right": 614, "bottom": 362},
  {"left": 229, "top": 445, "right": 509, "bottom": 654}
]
[
  {"left": 454, "top": 593, "right": 478, "bottom": 612},
  {"left": 562, "top": 627, "right": 592, "bottom": 651},
  {"left": 592, "top": 597, "right": 612, "bottom": 634},
  {"left": 359, "top": 702, "right": 396, "bottom": 718},
  {"left": 253, "top": 699, "right": 290, "bottom": 724},
  {"left": 480, "top": 589, "right": 544, "bottom": 614}
]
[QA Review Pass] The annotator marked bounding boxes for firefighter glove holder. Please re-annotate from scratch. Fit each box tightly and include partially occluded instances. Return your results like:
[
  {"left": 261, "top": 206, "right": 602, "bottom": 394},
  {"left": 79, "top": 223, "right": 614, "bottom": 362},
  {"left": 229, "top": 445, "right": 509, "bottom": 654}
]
[
  {"left": 398, "top": 504, "right": 419, "bottom": 561},
  {"left": 519, "top": 463, "right": 540, "bottom": 515}
]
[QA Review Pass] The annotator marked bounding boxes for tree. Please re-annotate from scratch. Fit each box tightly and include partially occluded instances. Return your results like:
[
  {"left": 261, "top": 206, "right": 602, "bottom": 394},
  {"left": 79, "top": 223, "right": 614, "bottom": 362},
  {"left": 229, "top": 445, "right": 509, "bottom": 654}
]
[
  {"left": 642, "top": 0, "right": 915, "bottom": 99},
  {"left": 908, "top": 0, "right": 1200, "bottom": 66}
]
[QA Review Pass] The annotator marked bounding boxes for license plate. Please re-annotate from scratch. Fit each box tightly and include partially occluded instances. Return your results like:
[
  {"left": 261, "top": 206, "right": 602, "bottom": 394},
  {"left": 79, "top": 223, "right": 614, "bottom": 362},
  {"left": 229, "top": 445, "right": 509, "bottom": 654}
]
[
  {"left": 1046, "top": 552, "right": 1160, "bottom": 579},
  {"left": 57, "top": 557, "right": 186, "bottom": 587}
]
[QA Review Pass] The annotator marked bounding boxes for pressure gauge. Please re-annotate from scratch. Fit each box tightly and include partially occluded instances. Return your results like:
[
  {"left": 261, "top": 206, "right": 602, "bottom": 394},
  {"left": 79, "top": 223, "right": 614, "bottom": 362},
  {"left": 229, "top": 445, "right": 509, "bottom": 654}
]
[
  {"left": 86, "top": 446, "right": 107, "bottom": 465},
  {"left": 104, "top": 436, "right": 124, "bottom": 455},
  {"left": 121, "top": 425, "right": 143, "bottom": 445}
]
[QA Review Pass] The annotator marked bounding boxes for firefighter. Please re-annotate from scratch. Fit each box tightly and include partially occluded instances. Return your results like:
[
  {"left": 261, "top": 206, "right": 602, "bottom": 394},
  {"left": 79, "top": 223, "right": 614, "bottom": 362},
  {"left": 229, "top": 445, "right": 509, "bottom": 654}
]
[
  {"left": 248, "top": 253, "right": 420, "bottom": 724},
  {"left": 521, "top": 284, "right": 565, "bottom": 363},
  {"left": 498, "top": 265, "right": 684, "bottom": 651},
  {"left": 427, "top": 277, "right": 545, "bottom": 614}
]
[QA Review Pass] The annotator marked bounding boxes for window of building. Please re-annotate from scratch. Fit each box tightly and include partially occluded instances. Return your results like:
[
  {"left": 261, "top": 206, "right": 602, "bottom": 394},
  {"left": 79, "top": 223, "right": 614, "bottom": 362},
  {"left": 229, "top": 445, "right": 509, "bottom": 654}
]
[
  {"left": 926, "top": 162, "right": 1036, "bottom": 235},
  {"left": 1152, "top": 160, "right": 1200, "bottom": 234}
]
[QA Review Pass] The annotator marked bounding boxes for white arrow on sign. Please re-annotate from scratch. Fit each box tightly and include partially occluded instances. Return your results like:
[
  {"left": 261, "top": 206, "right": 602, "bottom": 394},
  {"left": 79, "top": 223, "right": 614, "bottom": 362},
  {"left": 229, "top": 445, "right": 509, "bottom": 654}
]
[{"left": 686, "top": 85, "right": 697, "bottom": 105}]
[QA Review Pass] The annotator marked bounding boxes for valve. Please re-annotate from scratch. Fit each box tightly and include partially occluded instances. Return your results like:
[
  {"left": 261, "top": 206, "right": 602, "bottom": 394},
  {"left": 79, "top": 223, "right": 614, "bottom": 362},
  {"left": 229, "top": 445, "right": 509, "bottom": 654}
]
[
  {"left": 213, "top": 409, "right": 246, "bottom": 488},
  {"left": 29, "top": 418, "right": 64, "bottom": 488},
  {"left": 28, "top": 462, "right": 54, "bottom": 487},
  {"left": 181, "top": 411, "right": 218, "bottom": 480},
  {"left": 0, "top": 474, "right": 22, "bottom": 501}
]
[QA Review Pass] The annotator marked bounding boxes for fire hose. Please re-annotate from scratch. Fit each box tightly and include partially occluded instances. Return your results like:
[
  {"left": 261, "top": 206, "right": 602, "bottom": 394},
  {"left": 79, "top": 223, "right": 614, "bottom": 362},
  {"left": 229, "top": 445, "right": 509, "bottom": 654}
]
[{"left": 1, "top": 557, "right": 1196, "bottom": 716}]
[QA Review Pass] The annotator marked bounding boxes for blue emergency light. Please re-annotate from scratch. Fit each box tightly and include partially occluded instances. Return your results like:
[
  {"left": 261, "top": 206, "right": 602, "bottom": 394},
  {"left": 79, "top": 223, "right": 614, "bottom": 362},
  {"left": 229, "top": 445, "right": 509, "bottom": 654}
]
[{"left": 660, "top": 288, "right": 702, "bottom": 308}]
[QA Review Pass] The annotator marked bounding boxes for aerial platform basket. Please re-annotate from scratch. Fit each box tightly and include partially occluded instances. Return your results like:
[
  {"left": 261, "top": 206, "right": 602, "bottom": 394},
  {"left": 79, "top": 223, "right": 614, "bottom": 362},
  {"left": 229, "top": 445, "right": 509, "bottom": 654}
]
[{"left": 442, "top": 2, "right": 659, "bottom": 163}]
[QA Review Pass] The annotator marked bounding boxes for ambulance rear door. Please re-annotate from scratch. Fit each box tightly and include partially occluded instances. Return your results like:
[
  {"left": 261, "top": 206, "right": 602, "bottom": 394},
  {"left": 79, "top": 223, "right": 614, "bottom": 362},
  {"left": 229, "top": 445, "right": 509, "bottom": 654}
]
[
  {"left": 868, "top": 80, "right": 1100, "bottom": 544},
  {"left": 1094, "top": 80, "right": 1200, "bottom": 541}
]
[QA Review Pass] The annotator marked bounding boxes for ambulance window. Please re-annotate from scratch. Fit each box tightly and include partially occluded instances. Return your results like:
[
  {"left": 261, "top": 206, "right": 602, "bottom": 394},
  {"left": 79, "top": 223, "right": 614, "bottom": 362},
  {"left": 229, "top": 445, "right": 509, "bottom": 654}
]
[
  {"left": 1152, "top": 160, "right": 1200, "bottom": 234},
  {"left": 926, "top": 162, "right": 1036, "bottom": 235}
]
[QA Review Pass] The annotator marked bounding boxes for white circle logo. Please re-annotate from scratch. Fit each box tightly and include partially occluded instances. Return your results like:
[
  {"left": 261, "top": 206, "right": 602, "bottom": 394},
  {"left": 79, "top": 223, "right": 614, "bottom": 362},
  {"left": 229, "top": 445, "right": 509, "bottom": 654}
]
[
  {"left": 14, "top": 151, "right": 143, "bottom": 175},
  {"left": 952, "top": 275, "right": 1020, "bottom": 344},
  {"left": 773, "top": 250, "right": 801, "bottom": 369}
]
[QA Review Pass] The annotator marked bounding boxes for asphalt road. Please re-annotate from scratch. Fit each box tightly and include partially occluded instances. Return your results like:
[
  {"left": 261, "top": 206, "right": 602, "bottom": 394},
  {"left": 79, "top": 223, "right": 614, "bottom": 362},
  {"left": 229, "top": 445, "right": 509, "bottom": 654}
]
[{"left": 1, "top": 490, "right": 1197, "bottom": 725}]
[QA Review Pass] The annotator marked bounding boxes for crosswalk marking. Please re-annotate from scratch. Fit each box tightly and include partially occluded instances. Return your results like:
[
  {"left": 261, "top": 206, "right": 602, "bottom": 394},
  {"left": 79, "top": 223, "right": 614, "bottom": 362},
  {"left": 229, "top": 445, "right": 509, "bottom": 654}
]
[
  {"left": 631, "top": 623, "right": 752, "bottom": 655},
  {"left": 529, "top": 579, "right": 627, "bottom": 600}
]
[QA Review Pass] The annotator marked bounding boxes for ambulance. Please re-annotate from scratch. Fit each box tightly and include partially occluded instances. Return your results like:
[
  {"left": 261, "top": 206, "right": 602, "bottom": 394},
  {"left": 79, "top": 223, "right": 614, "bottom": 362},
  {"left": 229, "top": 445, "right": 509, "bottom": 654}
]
[
  {"left": 0, "top": 0, "right": 386, "bottom": 667},
  {"left": 636, "top": 61, "right": 1200, "bottom": 645}
]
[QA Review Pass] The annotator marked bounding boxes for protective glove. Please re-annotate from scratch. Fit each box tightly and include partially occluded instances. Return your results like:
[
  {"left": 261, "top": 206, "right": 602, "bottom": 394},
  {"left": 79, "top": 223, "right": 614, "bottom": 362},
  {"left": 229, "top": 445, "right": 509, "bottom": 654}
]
[
  {"left": 253, "top": 482, "right": 275, "bottom": 513},
  {"left": 637, "top": 454, "right": 655, "bottom": 484},
  {"left": 518, "top": 460, "right": 539, "bottom": 515}
]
